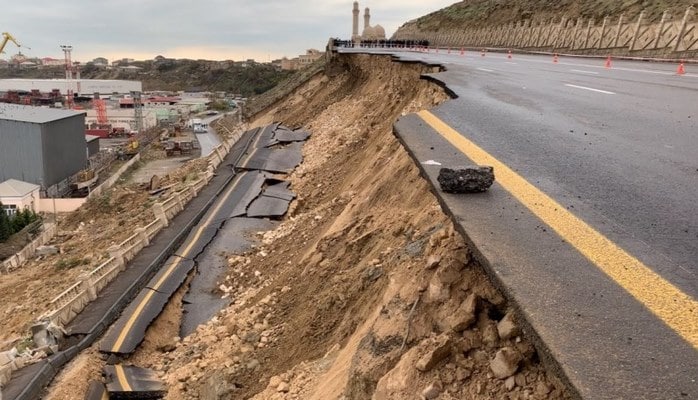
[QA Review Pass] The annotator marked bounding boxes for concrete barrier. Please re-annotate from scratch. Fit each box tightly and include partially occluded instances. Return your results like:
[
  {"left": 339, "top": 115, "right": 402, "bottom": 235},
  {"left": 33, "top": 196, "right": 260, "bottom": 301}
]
[
  {"left": 39, "top": 125, "right": 243, "bottom": 329},
  {"left": 88, "top": 154, "right": 142, "bottom": 199},
  {"left": 1, "top": 223, "right": 57, "bottom": 275}
]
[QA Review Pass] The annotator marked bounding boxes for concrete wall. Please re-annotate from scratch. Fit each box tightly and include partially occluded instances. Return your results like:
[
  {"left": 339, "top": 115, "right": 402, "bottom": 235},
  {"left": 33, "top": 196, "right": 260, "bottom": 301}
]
[
  {"left": 41, "top": 115, "right": 87, "bottom": 187},
  {"left": 36, "top": 198, "right": 86, "bottom": 213},
  {"left": 0, "top": 119, "right": 44, "bottom": 185}
]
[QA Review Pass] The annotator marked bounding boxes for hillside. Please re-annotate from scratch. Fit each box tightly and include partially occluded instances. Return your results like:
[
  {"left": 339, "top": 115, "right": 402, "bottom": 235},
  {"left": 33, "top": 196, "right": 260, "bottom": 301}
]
[
  {"left": 0, "top": 58, "right": 294, "bottom": 96},
  {"left": 395, "top": 0, "right": 696, "bottom": 33}
]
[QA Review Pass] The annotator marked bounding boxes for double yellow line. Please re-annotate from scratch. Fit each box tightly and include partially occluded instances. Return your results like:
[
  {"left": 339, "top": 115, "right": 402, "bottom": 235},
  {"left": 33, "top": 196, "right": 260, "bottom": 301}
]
[
  {"left": 417, "top": 110, "right": 698, "bottom": 349},
  {"left": 109, "top": 175, "right": 242, "bottom": 353}
]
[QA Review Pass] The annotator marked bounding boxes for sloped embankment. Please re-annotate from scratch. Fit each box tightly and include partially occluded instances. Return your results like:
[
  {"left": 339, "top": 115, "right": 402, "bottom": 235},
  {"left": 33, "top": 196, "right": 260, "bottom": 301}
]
[{"left": 153, "top": 54, "right": 572, "bottom": 399}]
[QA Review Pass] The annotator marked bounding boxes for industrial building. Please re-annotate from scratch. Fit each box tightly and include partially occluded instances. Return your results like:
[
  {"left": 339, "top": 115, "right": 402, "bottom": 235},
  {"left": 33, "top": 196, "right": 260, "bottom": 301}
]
[
  {"left": 0, "top": 104, "right": 87, "bottom": 196},
  {"left": 0, "top": 78, "right": 142, "bottom": 96},
  {"left": 84, "top": 108, "right": 157, "bottom": 131}
]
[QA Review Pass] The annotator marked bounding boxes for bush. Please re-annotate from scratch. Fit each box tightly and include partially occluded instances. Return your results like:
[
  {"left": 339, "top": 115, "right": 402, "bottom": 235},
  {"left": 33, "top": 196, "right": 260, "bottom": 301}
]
[
  {"left": 0, "top": 202, "right": 39, "bottom": 242},
  {"left": 0, "top": 203, "right": 11, "bottom": 242},
  {"left": 55, "top": 257, "right": 90, "bottom": 270}
]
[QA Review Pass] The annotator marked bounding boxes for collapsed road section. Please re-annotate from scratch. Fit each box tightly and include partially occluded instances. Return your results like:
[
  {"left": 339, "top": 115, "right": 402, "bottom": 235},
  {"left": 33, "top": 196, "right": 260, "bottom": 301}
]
[
  {"left": 94, "top": 122, "right": 308, "bottom": 398},
  {"left": 1, "top": 123, "right": 309, "bottom": 400}
]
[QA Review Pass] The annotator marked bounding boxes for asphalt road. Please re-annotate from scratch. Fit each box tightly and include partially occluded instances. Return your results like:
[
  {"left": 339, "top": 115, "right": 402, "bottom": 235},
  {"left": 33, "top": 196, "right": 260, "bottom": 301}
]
[
  {"left": 346, "top": 48, "right": 697, "bottom": 294},
  {"left": 197, "top": 114, "right": 223, "bottom": 156},
  {"left": 341, "top": 47, "right": 697, "bottom": 399}
]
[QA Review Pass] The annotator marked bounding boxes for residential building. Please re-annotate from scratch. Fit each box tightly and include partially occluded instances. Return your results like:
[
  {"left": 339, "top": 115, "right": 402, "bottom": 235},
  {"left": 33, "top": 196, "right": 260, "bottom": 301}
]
[{"left": 0, "top": 179, "right": 41, "bottom": 215}]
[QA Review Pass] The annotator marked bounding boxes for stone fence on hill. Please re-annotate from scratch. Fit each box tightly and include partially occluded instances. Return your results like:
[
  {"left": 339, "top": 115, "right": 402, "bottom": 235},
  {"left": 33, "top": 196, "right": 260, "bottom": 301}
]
[
  {"left": 40, "top": 129, "right": 242, "bottom": 328},
  {"left": 0, "top": 223, "right": 57, "bottom": 274},
  {"left": 393, "top": 6, "right": 697, "bottom": 58}
]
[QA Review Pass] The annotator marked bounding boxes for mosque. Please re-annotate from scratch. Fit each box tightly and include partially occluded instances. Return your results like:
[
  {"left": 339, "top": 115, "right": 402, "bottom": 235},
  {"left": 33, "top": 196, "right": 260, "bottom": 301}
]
[{"left": 351, "top": 1, "right": 386, "bottom": 42}]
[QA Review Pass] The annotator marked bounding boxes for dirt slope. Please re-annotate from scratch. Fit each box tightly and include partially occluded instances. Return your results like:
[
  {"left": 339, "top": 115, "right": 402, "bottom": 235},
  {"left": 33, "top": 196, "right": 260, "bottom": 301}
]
[
  {"left": 145, "top": 54, "right": 572, "bottom": 400},
  {"left": 394, "top": 0, "right": 696, "bottom": 34}
]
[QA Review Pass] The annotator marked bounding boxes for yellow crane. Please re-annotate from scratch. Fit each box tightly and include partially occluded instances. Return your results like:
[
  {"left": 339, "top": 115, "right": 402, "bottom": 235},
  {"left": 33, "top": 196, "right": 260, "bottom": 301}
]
[{"left": 0, "top": 32, "right": 28, "bottom": 54}]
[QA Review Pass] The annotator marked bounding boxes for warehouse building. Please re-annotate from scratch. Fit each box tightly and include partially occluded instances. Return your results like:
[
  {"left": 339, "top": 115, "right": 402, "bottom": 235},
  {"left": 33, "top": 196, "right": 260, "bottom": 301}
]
[{"left": 0, "top": 104, "right": 87, "bottom": 196}]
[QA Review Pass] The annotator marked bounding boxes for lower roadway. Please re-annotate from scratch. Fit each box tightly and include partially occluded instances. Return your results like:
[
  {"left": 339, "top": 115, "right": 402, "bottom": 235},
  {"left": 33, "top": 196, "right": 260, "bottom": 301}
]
[{"left": 339, "top": 47, "right": 698, "bottom": 399}]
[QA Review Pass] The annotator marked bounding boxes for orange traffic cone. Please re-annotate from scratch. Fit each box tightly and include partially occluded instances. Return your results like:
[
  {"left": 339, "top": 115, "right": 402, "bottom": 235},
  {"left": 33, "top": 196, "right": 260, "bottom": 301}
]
[
  {"left": 553, "top": 53, "right": 559, "bottom": 63},
  {"left": 605, "top": 55, "right": 612, "bottom": 69},
  {"left": 677, "top": 61, "right": 686, "bottom": 75},
  {"left": 507, "top": 50, "right": 512, "bottom": 59}
]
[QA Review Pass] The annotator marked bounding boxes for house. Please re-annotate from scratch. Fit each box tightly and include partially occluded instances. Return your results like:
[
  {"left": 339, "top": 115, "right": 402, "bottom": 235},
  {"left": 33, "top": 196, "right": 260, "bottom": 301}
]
[
  {"left": 0, "top": 179, "right": 40, "bottom": 216},
  {"left": 40, "top": 57, "right": 64, "bottom": 67}
]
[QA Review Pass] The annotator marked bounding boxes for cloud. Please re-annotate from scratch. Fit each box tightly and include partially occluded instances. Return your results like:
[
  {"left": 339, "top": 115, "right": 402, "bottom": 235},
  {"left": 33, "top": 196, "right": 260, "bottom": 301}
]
[{"left": 1, "top": 0, "right": 457, "bottom": 61}]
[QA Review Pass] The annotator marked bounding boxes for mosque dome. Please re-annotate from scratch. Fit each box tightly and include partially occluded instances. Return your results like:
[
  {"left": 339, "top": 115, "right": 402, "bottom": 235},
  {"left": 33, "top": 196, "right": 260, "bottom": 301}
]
[
  {"left": 373, "top": 24, "right": 386, "bottom": 38},
  {"left": 362, "top": 26, "right": 377, "bottom": 39}
]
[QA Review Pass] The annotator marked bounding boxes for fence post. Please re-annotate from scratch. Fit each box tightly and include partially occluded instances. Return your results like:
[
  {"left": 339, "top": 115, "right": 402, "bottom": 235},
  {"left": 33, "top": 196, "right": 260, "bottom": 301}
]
[
  {"left": 523, "top": 20, "right": 532, "bottom": 47},
  {"left": 554, "top": 17, "right": 566, "bottom": 49},
  {"left": 584, "top": 19, "right": 594, "bottom": 48},
  {"left": 135, "top": 227, "right": 149, "bottom": 247},
  {"left": 598, "top": 16, "right": 609, "bottom": 49},
  {"left": 614, "top": 14, "right": 625, "bottom": 47},
  {"left": 79, "top": 273, "right": 97, "bottom": 301},
  {"left": 673, "top": 6, "right": 695, "bottom": 52},
  {"left": 630, "top": 10, "right": 646, "bottom": 50},
  {"left": 153, "top": 202, "right": 169, "bottom": 227},
  {"left": 108, "top": 246, "right": 126, "bottom": 271},
  {"left": 654, "top": 10, "right": 670, "bottom": 49},
  {"left": 572, "top": 18, "right": 583, "bottom": 49}
]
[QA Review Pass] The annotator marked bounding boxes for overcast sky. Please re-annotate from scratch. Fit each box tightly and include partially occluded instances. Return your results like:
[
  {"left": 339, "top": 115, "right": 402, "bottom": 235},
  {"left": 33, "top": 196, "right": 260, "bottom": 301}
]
[{"left": 2, "top": 1, "right": 456, "bottom": 62}]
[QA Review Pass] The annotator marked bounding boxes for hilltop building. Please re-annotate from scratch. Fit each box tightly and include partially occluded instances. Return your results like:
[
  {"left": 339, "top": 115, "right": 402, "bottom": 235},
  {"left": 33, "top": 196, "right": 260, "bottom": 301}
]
[
  {"left": 351, "top": 2, "right": 386, "bottom": 42},
  {"left": 280, "top": 49, "right": 324, "bottom": 71}
]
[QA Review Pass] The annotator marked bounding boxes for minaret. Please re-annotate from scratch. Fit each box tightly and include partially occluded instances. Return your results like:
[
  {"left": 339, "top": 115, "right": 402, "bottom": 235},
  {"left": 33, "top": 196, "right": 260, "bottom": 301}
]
[
  {"left": 352, "top": 2, "right": 360, "bottom": 40},
  {"left": 364, "top": 7, "right": 371, "bottom": 31}
]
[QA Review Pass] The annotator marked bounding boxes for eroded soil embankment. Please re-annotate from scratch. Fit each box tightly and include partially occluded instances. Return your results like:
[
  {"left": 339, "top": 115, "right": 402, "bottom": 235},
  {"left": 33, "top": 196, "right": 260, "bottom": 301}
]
[
  {"left": 41, "top": 54, "right": 572, "bottom": 399},
  {"left": 146, "top": 54, "right": 572, "bottom": 399}
]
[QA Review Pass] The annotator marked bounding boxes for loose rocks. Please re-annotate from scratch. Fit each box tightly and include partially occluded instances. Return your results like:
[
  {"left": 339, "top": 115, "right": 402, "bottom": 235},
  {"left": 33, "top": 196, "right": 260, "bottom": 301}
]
[
  {"left": 497, "top": 311, "right": 520, "bottom": 340},
  {"left": 437, "top": 166, "right": 495, "bottom": 193},
  {"left": 416, "top": 335, "right": 452, "bottom": 372},
  {"left": 490, "top": 347, "right": 522, "bottom": 379}
]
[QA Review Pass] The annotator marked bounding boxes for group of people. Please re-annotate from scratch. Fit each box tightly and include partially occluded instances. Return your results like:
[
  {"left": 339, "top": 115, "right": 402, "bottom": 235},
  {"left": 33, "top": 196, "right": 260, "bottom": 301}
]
[{"left": 332, "top": 39, "right": 430, "bottom": 49}]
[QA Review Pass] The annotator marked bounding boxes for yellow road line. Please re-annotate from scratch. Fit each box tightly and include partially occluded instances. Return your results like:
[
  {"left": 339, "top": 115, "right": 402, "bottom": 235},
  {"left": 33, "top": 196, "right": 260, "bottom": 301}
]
[
  {"left": 114, "top": 364, "right": 132, "bottom": 392},
  {"left": 109, "top": 175, "right": 242, "bottom": 352},
  {"left": 417, "top": 110, "right": 698, "bottom": 349}
]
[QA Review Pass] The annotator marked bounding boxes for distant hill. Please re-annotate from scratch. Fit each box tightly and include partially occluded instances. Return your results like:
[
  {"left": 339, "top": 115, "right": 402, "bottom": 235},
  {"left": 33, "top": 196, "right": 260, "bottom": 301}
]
[
  {"left": 395, "top": 0, "right": 696, "bottom": 34},
  {"left": 0, "top": 58, "right": 293, "bottom": 96}
]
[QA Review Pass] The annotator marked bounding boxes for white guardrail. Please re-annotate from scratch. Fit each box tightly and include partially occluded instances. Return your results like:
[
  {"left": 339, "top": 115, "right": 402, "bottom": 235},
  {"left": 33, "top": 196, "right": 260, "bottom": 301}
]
[{"left": 41, "top": 123, "right": 242, "bottom": 327}]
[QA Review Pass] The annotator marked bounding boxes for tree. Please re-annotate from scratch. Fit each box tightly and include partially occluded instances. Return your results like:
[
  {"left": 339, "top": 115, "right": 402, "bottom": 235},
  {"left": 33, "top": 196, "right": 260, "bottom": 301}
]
[
  {"left": 0, "top": 202, "right": 11, "bottom": 242},
  {"left": 11, "top": 209, "right": 26, "bottom": 233}
]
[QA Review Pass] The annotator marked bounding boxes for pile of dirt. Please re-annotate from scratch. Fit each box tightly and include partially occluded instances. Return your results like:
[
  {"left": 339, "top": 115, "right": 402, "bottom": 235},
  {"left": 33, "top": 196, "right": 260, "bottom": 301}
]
[{"left": 129, "top": 54, "right": 573, "bottom": 400}]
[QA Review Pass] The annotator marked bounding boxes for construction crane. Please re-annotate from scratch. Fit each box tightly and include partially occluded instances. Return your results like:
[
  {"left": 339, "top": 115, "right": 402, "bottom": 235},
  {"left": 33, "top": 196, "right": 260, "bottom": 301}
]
[{"left": 0, "top": 32, "right": 28, "bottom": 54}]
